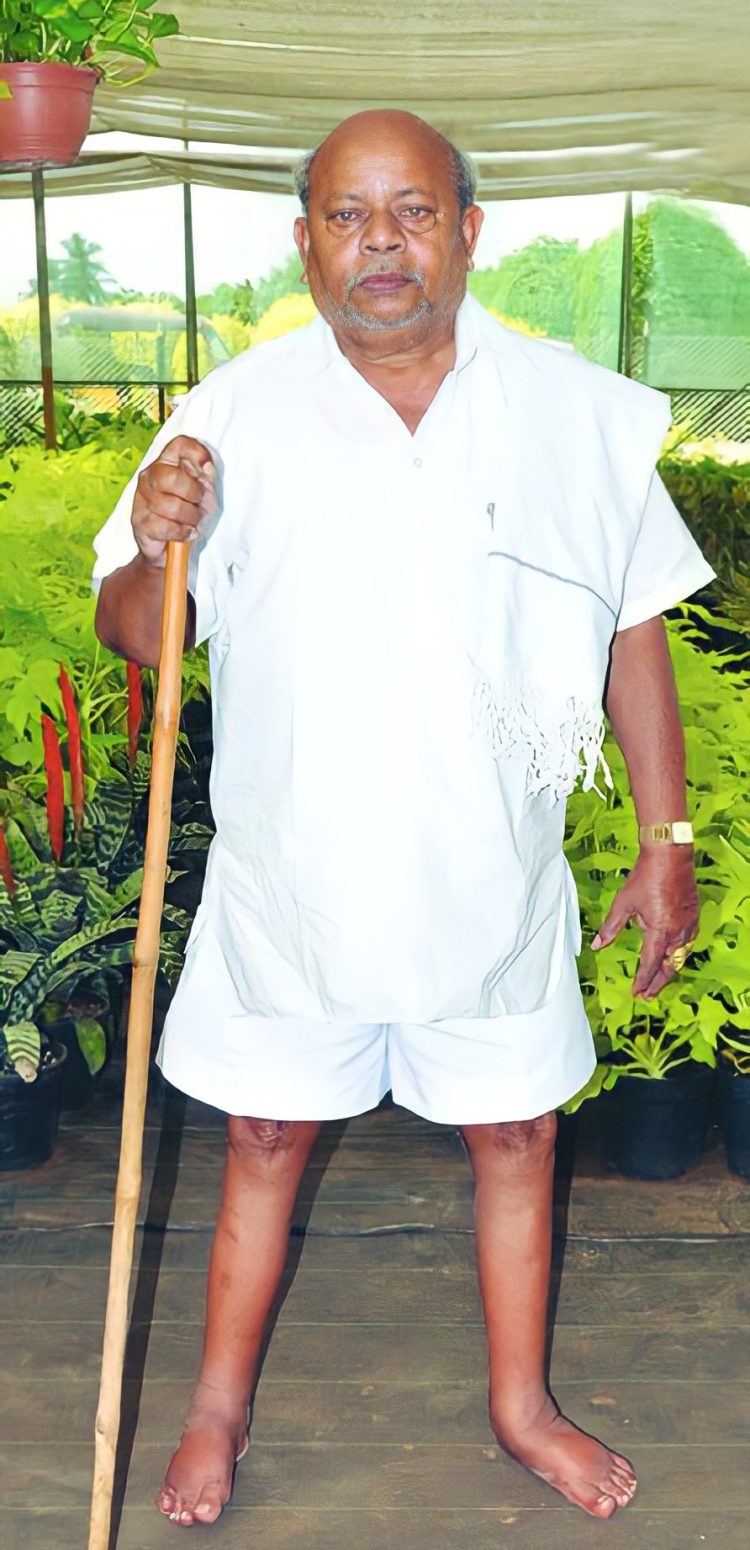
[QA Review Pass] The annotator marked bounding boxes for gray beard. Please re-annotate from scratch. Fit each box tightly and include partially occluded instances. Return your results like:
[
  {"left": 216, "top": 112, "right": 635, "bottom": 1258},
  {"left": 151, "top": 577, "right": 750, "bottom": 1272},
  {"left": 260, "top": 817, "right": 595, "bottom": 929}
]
[{"left": 329, "top": 293, "right": 432, "bottom": 333}]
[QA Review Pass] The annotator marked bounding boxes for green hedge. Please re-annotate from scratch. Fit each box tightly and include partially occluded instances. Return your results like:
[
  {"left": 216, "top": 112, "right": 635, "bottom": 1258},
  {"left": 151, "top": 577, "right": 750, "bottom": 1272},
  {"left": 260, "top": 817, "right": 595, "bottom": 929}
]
[{"left": 659, "top": 453, "right": 750, "bottom": 585}]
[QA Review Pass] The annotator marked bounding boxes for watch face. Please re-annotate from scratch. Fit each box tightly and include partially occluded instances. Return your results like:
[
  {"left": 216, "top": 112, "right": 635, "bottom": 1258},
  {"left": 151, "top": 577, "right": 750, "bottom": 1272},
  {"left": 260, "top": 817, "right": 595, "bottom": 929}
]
[{"left": 671, "top": 822, "right": 694, "bottom": 844}]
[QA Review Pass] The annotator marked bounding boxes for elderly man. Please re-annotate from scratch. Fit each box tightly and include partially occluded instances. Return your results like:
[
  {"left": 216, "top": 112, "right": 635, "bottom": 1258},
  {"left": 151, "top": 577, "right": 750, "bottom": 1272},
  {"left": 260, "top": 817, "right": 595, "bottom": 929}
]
[{"left": 93, "top": 110, "right": 713, "bottom": 1527}]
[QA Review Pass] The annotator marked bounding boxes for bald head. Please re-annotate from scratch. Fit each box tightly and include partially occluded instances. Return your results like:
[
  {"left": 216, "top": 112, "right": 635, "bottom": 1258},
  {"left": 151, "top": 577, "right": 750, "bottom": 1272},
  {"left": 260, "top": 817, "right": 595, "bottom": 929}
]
[{"left": 295, "top": 111, "right": 476, "bottom": 220}]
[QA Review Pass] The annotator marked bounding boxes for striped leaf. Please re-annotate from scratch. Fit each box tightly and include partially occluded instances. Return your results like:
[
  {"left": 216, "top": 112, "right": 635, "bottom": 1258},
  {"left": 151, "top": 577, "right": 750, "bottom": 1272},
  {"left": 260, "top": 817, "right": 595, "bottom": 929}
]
[{"left": 5, "top": 1020, "right": 41, "bottom": 1083}]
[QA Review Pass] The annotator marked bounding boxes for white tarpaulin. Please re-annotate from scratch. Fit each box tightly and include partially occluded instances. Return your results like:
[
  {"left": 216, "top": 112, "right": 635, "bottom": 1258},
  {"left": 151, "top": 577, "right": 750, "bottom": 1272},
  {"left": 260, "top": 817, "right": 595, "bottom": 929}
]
[{"left": 1, "top": 1, "right": 748, "bottom": 201}]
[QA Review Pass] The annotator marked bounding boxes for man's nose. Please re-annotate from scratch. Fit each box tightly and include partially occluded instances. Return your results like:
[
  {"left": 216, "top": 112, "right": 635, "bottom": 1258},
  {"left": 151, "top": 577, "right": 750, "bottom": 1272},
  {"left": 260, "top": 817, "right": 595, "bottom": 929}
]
[{"left": 360, "top": 212, "right": 406, "bottom": 253}]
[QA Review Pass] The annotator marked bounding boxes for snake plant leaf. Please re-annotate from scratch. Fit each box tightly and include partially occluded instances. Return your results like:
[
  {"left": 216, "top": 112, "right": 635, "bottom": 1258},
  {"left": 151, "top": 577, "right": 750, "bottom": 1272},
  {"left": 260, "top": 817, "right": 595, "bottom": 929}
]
[{"left": 5, "top": 1021, "right": 41, "bottom": 1083}]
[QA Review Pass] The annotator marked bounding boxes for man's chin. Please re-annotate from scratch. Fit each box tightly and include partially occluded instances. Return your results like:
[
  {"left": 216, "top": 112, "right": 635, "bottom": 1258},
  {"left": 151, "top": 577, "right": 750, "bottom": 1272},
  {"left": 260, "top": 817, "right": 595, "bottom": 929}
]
[{"left": 336, "top": 295, "right": 432, "bottom": 334}]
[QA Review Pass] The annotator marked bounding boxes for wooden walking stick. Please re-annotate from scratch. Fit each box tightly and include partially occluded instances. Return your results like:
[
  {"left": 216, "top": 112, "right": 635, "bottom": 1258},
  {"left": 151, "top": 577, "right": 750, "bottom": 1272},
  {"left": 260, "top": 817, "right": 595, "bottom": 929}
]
[{"left": 89, "top": 541, "right": 190, "bottom": 1550}]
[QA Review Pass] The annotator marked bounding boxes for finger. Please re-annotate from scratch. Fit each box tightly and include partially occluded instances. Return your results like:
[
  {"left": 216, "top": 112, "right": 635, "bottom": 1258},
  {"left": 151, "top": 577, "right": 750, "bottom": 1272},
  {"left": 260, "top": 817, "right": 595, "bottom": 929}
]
[
  {"left": 156, "top": 434, "right": 214, "bottom": 472},
  {"left": 143, "top": 461, "right": 205, "bottom": 504},
  {"left": 137, "top": 490, "right": 204, "bottom": 529},
  {"left": 142, "top": 514, "right": 200, "bottom": 545},
  {"left": 592, "top": 898, "right": 633, "bottom": 951},
  {"left": 632, "top": 931, "right": 671, "bottom": 997},
  {"left": 639, "top": 963, "right": 677, "bottom": 1002}
]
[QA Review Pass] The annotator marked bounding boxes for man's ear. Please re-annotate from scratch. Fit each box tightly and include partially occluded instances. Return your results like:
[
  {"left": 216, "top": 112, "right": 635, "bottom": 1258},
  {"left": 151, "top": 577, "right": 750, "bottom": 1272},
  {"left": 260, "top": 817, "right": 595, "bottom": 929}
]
[
  {"left": 293, "top": 216, "right": 310, "bottom": 284},
  {"left": 462, "top": 203, "right": 484, "bottom": 267}
]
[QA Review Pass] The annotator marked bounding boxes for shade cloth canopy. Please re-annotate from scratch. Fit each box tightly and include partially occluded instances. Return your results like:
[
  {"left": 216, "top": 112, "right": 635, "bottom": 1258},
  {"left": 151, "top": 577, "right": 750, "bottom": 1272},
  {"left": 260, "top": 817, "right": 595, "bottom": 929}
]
[{"left": 1, "top": 0, "right": 747, "bottom": 202}]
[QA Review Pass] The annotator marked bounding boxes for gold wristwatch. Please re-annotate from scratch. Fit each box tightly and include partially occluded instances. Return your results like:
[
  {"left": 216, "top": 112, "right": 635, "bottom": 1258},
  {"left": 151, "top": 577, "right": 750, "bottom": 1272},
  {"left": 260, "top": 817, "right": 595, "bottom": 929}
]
[{"left": 638, "top": 821, "right": 694, "bottom": 845}]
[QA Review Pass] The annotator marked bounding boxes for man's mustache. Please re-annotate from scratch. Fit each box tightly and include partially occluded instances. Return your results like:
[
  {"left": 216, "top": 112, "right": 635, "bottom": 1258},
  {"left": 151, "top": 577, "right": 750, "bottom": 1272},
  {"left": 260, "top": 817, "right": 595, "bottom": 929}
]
[{"left": 345, "top": 263, "right": 426, "bottom": 297}]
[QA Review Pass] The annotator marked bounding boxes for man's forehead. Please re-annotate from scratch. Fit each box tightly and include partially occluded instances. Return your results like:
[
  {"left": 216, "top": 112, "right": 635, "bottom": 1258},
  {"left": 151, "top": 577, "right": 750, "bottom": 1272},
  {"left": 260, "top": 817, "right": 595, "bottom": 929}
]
[{"left": 323, "top": 185, "right": 439, "bottom": 204}]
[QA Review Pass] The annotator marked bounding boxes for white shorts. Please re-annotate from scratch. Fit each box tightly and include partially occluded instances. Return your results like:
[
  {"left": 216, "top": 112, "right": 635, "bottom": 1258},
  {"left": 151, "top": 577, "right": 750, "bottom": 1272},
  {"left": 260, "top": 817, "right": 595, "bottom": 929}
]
[{"left": 157, "top": 917, "right": 595, "bottom": 1125}]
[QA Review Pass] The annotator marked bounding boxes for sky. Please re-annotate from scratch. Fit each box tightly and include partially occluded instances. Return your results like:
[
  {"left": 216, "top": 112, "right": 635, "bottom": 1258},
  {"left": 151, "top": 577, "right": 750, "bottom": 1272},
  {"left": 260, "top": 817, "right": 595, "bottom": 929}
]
[{"left": 2, "top": 146, "right": 749, "bottom": 307}]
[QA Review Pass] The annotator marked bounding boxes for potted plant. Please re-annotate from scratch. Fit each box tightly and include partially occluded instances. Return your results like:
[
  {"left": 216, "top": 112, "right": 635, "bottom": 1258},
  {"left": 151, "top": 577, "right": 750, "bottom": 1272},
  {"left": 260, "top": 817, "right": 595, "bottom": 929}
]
[
  {"left": 0, "top": 1012, "right": 67, "bottom": 1170},
  {"left": 563, "top": 608, "right": 750, "bottom": 1179},
  {"left": 0, "top": 0, "right": 179, "bottom": 168},
  {"left": 717, "top": 1030, "right": 750, "bottom": 1181}
]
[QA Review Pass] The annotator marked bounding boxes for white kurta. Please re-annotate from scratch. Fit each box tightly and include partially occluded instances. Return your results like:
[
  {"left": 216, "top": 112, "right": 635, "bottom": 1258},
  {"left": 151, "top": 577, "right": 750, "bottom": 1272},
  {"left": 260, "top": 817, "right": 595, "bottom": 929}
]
[{"left": 93, "top": 297, "right": 714, "bottom": 1113}]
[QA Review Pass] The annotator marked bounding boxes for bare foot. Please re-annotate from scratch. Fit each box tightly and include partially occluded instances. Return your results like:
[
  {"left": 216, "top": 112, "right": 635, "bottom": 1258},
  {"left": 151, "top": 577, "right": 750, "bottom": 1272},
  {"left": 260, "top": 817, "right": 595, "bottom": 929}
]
[
  {"left": 155, "top": 1388, "right": 249, "bottom": 1528},
  {"left": 492, "top": 1395, "right": 637, "bottom": 1518}
]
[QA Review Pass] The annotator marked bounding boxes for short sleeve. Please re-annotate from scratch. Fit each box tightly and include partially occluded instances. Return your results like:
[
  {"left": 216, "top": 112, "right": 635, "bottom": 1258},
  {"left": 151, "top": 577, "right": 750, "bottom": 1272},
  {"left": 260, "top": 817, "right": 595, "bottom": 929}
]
[
  {"left": 91, "top": 387, "right": 233, "bottom": 646},
  {"left": 616, "top": 470, "right": 716, "bottom": 632}
]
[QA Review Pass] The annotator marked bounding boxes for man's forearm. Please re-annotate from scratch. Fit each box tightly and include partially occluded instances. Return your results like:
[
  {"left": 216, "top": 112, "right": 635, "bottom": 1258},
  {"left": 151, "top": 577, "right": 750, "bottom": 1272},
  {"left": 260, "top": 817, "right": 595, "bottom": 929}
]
[
  {"left": 95, "top": 553, "right": 196, "bottom": 667},
  {"left": 604, "top": 616, "right": 689, "bottom": 826}
]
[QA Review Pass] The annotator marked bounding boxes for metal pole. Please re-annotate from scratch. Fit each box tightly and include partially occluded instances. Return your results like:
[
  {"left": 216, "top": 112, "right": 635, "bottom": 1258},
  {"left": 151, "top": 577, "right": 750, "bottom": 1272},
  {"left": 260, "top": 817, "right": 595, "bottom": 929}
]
[
  {"left": 182, "top": 152, "right": 199, "bottom": 389},
  {"left": 617, "top": 191, "right": 634, "bottom": 378},
  {"left": 31, "top": 167, "right": 56, "bottom": 448}
]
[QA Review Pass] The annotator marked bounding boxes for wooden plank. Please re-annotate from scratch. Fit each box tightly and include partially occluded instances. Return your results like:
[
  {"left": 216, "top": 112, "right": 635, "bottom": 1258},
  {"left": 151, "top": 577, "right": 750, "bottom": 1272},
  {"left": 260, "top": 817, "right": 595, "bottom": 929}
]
[
  {"left": 8, "top": 1127, "right": 468, "bottom": 1179},
  {"left": 3, "top": 1179, "right": 749, "bottom": 1237},
  {"left": 1, "top": 1440, "right": 748, "bottom": 1513},
  {"left": 1, "top": 1264, "right": 748, "bottom": 1329},
  {"left": 1, "top": 1372, "right": 746, "bottom": 1447},
  {"left": 3, "top": 1507, "right": 749, "bottom": 1550},
  {"left": 2, "top": 1223, "right": 748, "bottom": 1276},
  {"left": 1, "top": 1321, "right": 746, "bottom": 1384}
]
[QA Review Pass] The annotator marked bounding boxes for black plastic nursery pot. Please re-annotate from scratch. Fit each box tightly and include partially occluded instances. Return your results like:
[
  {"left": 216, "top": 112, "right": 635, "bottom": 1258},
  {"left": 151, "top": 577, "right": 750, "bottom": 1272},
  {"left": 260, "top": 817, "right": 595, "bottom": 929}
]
[
  {"left": 717, "top": 1067, "right": 750, "bottom": 1180},
  {"left": 46, "top": 1018, "right": 94, "bottom": 1112},
  {"left": 599, "top": 1064, "right": 714, "bottom": 1180},
  {"left": 0, "top": 1040, "right": 67, "bottom": 1171}
]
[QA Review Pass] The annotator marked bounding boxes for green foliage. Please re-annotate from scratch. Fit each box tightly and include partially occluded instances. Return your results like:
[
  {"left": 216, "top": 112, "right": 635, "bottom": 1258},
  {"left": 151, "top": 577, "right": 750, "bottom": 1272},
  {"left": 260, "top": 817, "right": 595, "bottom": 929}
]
[
  {"left": 467, "top": 198, "right": 750, "bottom": 375},
  {"left": 563, "top": 609, "right": 750, "bottom": 1108},
  {"left": 72, "top": 1012, "right": 106, "bottom": 1074},
  {"left": 197, "top": 278, "right": 255, "bottom": 326},
  {"left": 0, "top": 766, "right": 196, "bottom": 1069},
  {"left": 25, "top": 233, "right": 122, "bottom": 305},
  {"left": 659, "top": 451, "right": 750, "bottom": 586},
  {"left": 251, "top": 253, "right": 307, "bottom": 319},
  {"left": 0, "top": 0, "right": 179, "bottom": 83},
  {"left": 3, "top": 1017, "right": 40, "bottom": 1080},
  {"left": 644, "top": 199, "right": 750, "bottom": 337},
  {"left": 0, "top": 434, "right": 210, "bottom": 788},
  {"left": 469, "top": 237, "right": 580, "bottom": 343}
]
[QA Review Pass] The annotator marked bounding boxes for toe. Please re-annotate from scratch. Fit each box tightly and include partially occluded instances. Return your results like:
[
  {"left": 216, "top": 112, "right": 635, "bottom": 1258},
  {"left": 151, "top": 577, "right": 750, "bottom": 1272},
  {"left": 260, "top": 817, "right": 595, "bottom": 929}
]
[
  {"left": 594, "top": 1492, "right": 618, "bottom": 1518},
  {"left": 194, "top": 1490, "right": 225, "bottom": 1524}
]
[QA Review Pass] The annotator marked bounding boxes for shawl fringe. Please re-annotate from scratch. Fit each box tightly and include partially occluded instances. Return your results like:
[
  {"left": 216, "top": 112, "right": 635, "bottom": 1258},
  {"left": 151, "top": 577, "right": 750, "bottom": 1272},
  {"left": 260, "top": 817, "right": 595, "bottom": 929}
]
[{"left": 472, "top": 677, "right": 613, "bottom": 803}]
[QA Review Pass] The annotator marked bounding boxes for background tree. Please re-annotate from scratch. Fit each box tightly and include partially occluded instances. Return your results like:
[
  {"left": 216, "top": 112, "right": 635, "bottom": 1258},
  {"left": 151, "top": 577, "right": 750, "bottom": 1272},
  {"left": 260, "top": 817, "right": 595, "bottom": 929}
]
[{"left": 25, "top": 234, "right": 122, "bottom": 305}]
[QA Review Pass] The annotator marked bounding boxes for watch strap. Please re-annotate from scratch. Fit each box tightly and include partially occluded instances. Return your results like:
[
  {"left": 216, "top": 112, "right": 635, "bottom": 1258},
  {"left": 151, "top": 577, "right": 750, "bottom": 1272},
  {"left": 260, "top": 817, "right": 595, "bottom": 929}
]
[{"left": 639, "top": 821, "right": 694, "bottom": 845}]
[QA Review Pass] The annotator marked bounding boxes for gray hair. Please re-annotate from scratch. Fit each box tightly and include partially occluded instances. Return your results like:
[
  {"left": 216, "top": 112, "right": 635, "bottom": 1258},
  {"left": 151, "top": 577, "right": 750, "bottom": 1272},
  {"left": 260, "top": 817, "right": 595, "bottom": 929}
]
[{"left": 293, "top": 134, "right": 477, "bottom": 218}]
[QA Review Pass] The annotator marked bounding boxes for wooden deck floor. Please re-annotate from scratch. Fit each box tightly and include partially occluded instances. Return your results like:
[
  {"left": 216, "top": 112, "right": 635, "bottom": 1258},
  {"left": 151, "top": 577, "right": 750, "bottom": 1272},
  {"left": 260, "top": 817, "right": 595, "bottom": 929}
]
[{"left": 1, "top": 1068, "right": 749, "bottom": 1549}]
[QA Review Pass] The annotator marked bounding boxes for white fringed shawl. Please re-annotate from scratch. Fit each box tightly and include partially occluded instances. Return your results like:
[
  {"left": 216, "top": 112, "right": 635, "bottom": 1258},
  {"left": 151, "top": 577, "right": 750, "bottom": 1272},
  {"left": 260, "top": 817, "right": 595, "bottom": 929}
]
[{"left": 462, "top": 301, "right": 673, "bottom": 805}]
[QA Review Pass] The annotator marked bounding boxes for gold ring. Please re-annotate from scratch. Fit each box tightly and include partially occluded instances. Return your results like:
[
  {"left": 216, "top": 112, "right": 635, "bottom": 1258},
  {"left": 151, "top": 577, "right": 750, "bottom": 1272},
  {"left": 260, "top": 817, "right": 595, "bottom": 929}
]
[{"left": 665, "top": 941, "right": 695, "bottom": 972}]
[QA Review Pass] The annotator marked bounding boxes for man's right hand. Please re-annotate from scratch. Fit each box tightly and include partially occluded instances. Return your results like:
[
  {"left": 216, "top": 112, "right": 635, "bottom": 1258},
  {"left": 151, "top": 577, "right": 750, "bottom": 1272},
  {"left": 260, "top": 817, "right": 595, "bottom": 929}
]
[{"left": 132, "top": 435, "right": 216, "bottom": 569}]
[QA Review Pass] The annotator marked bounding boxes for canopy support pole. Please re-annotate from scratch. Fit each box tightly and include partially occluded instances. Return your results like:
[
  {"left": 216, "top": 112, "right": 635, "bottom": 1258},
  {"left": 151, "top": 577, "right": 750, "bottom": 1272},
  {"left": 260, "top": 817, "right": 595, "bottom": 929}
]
[
  {"left": 182, "top": 155, "right": 199, "bottom": 389},
  {"left": 617, "top": 191, "right": 634, "bottom": 378},
  {"left": 32, "top": 167, "right": 56, "bottom": 449}
]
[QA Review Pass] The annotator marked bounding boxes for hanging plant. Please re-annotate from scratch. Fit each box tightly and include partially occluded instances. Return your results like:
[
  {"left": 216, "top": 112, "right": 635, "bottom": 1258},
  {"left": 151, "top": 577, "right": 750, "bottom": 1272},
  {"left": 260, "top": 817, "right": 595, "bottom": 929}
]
[
  {"left": 0, "top": 1, "right": 180, "bottom": 167},
  {"left": 0, "top": 0, "right": 179, "bottom": 83}
]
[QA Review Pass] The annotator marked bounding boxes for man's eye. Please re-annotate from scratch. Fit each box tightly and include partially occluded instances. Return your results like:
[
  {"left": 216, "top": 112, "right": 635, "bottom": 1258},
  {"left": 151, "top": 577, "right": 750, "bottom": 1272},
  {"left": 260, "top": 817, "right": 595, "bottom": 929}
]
[
  {"left": 328, "top": 210, "right": 362, "bottom": 226},
  {"left": 399, "top": 207, "right": 437, "bottom": 229}
]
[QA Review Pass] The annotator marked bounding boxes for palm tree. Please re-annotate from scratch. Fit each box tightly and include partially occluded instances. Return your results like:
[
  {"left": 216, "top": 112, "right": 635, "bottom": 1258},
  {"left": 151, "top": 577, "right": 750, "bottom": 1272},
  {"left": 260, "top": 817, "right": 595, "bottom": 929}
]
[
  {"left": 56, "top": 234, "right": 121, "bottom": 304},
  {"left": 25, "top": 234, "right": 121, "bottom": 303}
]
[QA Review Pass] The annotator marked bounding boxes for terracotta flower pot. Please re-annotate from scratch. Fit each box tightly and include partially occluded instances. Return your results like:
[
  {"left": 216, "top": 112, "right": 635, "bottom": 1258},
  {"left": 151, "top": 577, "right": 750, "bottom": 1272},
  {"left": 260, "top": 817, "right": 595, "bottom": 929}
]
[{"left": 0, "top": 60, "right": 98, "bottom": 168}]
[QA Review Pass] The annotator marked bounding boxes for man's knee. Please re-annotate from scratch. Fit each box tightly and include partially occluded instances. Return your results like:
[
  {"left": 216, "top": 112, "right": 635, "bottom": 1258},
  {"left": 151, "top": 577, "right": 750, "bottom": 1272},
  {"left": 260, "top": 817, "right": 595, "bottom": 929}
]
[
  {"left": 227, "top": 1116, "right": 319, "bottom": 1176},
  {"left": 462, "top": 1111, "right": 558, "bottom": 1166}
]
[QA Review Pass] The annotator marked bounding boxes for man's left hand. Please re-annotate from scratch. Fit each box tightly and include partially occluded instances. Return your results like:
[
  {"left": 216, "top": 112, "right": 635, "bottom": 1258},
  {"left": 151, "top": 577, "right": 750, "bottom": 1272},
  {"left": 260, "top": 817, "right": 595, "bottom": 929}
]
[{"left": 591, "top": 847, "right": 700, "bottom": 1001}]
